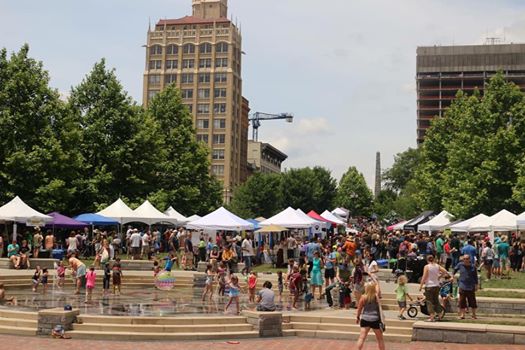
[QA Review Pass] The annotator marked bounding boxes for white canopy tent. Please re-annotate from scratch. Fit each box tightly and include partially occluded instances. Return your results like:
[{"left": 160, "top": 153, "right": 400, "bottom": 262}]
[
  {"left": 469, "top": 210, "right": 517, "bottom": 232},
  {"left": 185, "top": 207, "right": 254, "bottom": 231},
  {"left": 449, "top": 214, "right": 489, "bottom": 232},
  {"left": 165, "top": 207, "right": 188, "bottom": 224},
  {"left": 332, "top": 207, "right": 349, "bottom": 220},
  {"left": 0, "top": 196, "right": 53, "bottom": 240},
  {"left": 260, "top": 207, "right": 314, "bottom": 229},
  {"left": 320, "top": 210, "right": 346, "bottom": 225},
  {"left": 96, "top": 198, "right": 136, "bottom": 224},
  {"left": 187, "top": 214, "right": 202, "bottom": 222},
  {"left": 517, "top": 211, "right": 525, "bottom": 230},
  {"left": 131, "top": 200, "right": 178, "bottom": 226},
  {"left": 296, "top": 209, "right": 329, "bottom": 235},
  {"left": 418, "top": 211, "right": 455, "bottom": 232}
]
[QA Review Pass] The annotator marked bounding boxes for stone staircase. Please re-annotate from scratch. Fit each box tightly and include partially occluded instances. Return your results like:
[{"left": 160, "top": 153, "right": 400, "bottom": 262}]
[
  {"left": 0, "top": 309, "right": 38, "bottom": 336},
  {"left": 67, "top": 314, "right": 259, "bottom": 340},
  {"left": 283, "top": 314, "right": 414, "bottom": 342}
]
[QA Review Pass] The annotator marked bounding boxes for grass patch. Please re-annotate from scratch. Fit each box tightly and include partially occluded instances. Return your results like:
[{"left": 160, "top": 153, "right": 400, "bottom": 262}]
[
  {"left": 480, "top": 270, "right": 525, "bottom": 289},
  {"left": 477, "top": 290, "right": 525, "bottom": 299}
]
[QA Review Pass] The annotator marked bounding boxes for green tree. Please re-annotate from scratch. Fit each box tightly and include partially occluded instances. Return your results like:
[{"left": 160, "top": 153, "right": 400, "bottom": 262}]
[
  {"left": 68, "top": 59, "right": 163, "bottom": 211},
  {"left": 383, "top": 148, "right": 420, "bottom": 193},
  {"left": 0, "top": 45, "right": 83, "bottom": 213},
  {"left": 147, "top": 84, "right": 221, "bottom": 215},
  {"left": 414, "top": 73, "right": 525, "bottom": 217},
  {"left": 229, "top": 172, "right": 283, "bottom": 218},
  {"left": 335, "top": 166, "right": 373, "bottom": 216},
  {"left": 280, "top": 167, "right": 337, "bottom": 212}
]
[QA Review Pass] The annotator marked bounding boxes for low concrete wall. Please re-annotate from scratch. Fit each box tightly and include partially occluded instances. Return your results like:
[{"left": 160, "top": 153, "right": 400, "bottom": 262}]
[
  {"left": 242, "top": 310, "right": 282, "bottom": 337},
  {"left": 37, "top": 308, "right": 80, "bottom": 336},
  {"left": 0, "top": 258, "right": 58, "bottom": 269},
  {"left": 412, "top": 321, "right": 525, "bottom": 344}
]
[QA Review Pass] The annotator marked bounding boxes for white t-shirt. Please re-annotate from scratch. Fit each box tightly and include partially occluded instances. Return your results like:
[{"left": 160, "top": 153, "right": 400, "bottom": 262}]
[
  {"left": 242, "top": 239, "right": 254, "bottom": 257},
  {"left": 67, "top": 237, "right": 78, "bottom": 250},
  {"left": 368, "top": 260, "right": 378, "bottom": 280},
  {"left": 130, "top": 233, "right": 142, "bottom": 247},
  {"left": 142, "top": 233, "right": 150, "bottom": 246},
  {"left": 287, "top": 237, "right": 295, "bottom": 250}
]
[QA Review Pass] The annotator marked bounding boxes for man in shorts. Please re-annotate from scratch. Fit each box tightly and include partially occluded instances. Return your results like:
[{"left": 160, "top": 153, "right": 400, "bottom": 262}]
[{"left": 68, "top": 253, "right": 86, "bottom": 294}]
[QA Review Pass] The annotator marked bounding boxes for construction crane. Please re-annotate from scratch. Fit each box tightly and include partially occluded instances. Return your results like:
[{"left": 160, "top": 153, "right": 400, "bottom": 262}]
[{"left": 248, "top": 112, "right": 294, "bottom": 141}]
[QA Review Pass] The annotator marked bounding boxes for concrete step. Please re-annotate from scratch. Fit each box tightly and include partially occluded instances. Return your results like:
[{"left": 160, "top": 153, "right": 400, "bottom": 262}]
[
  {"left": 0, "top": 317, "right": 37, "bottom": 328},
  {"left": 289, "top": 322, "right": 413, "bottom": 335},
  {"left": 67, "top": 330, "right": 260, "bottom": 341},
  {"left": 73, "top": 322, "right": 254, "bottom": 333},
  {"left": 283, "top": 329, "right": 412, "bottom": 342},
  {"left": 77, "top": 315, "right": 249, "bottom": 325},
  {"left": 287, "top": 315, "right": 415, "bottom": 328},
  {"left": 0, "top": 310, "right": 38, "bottom": 320},
  {"left": 0, "top": 325, "right": 37, "bottom": 336}
]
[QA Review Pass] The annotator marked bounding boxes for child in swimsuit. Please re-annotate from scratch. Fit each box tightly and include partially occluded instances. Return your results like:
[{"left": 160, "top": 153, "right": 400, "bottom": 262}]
[
  {"left": 217, "top": 262, "right": 226, "bottom": 296},
  {"left": 248, "top": 271, "right": 257, "bottom": 303},
  {"left": 41, "top": 268, "right": 49, "bottom": 294},
  {"left": 32, "top": 266, "right": 41, "bottom": 292},
  {"left": 85, "top": 266, "right": 96, "bottom": 303},
  {"left": 225, "top": 274, "right": 240, "bottom": 314},
  {"left": 202, "top": 264, "right": 215, "bottom": 301},
  {"left": 112, "top": 258, "right": 122, "bottom": 296},
  {"left": 56, "top": 261, "right": 66, "bottom": 289},
  {"left": 103, "top": 263, "right": 111, "bottom": 295}
]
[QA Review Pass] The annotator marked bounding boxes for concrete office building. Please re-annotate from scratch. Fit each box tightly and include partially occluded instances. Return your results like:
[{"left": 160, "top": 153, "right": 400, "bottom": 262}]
[
  {"left": 416, "top": 43, "right": 525, "bottom": 144},
  {"left": 143, "top": 0, "right": 246, "bottom": 203},
  {"left": 247, "top": 141, "right": 288, "bottom": 174}
]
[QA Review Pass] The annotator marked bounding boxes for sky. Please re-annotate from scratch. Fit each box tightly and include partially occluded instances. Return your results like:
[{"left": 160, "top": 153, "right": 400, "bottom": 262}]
[{"left": 2, "top": 0, "right": 525, "bottom": 188}]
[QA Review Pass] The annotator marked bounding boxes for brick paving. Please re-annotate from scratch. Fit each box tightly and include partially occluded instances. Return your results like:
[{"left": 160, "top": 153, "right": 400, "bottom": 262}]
[{"left": 0, "top": 335, "right": 522, "bottom": 350}]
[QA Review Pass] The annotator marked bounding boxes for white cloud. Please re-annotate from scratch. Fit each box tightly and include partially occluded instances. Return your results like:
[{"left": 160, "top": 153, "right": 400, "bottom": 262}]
[{"left": 296, "top": 118, "right": 332, "bottom": 135}]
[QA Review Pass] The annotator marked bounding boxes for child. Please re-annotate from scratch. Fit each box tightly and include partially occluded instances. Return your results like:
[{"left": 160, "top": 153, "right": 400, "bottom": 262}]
[
  {"left": 153, "top": 260, "right": 161, "bottom": 277},
  {"left": 217, "top": 262, "right": 227, "bottom": 296},
  {"left": 288, "top": 265, "right": 302, "bottom": 310},
  {"left": 394, "top": 275, "right": 412, "bottom": 320},
  {"left": 225, "top": 274, "right": 240, "bottom": 314},
  {"left": 248, "top": 271, "right": 258, "bottom": 303},
  {"left": 303, "top": 272, "right": 313, "bottom": 311},
  {"left": 103, "top": 263, "right": 111, "bottom": 295},
  {"left": 41, "top": 268, "right": 49, "bottom": 294},
  {"left": 202, "top": 264, "right": 215, "bottom": 301},
  {"left": 277, "top": 271, "right": 284, "bottom": 302},
  {"left": 56, "top": 261, "right": 66, "bottom": 289},
  {"left": 0, "top": 283, "right": 15, "bottom": 305},
  {"left": 439, "top": 275, "right": 453, "bottom": 312},
  {"left": 164, "top": 253, "right": 178, "bottom": 272},
  {"left": 85, "top": 266, "right": 96, "bottom": 303},
  {"left": 32, "top": 266, "right": 42, "bottom": 292},
  {"left": 112, "top": 258, "right": 122, "bottom": 296}
]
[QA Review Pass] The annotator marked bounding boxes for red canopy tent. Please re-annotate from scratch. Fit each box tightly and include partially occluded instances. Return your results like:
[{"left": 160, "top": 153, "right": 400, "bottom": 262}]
[{"left": 307, "top": 210, "right": 336, "bottom": 227}]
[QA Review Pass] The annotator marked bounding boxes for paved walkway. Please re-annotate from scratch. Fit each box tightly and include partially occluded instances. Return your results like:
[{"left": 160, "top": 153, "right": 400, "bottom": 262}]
[{"left": 0, "top": 335, "right": 521, "bottom": 350}]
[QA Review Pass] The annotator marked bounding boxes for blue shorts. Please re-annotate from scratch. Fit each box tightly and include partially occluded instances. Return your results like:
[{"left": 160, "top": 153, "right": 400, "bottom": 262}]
[{"left": 76, "top": 264, "right": 86, "bottom": 278}]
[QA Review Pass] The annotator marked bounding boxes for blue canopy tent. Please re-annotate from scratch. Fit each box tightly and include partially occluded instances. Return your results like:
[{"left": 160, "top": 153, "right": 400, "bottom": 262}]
[
  {"left": 73, "top": 213, "right": 119, "bottom": 226},
  {"left": 247, "top": 219, "right": 262, "bottom": 246}
]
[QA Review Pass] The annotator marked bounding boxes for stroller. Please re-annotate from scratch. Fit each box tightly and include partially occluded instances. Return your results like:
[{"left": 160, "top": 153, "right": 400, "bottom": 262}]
[{"left": 407, "top": 298, "right": 446, "bottom": 319}]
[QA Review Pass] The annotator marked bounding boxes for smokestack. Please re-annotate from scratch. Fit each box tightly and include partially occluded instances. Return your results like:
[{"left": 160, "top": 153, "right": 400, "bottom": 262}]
[{"left": 374, "top": 152, "right": 381, "bottom": 199}]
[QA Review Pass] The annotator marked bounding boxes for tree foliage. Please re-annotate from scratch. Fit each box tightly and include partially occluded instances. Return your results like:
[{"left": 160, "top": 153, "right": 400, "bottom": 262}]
[
  {"left": 229, "top": 172, "right": 283, "bottom": 218},
  {"left": 335, "top": 166, "right": 373, "bottom": 216},
  {"left": 383, "top": 148, "right": 420, "bottom": 193},
  {"left": 413, "top": 73, "right": 525, "bottom": 218},
  {"left": 0, "top": 46, "right": 222, "bottom": 216}
]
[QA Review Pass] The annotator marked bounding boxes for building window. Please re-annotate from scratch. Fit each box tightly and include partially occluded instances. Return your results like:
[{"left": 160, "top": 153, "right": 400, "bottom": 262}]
[
  {"left": 149, "top": 60, "right": 162, "bottom": 70},
  {"left": 198, "top": 88, "right": 210, "bottom": 98},
  {"left": 182, "top": 59, "right": 195, "bottom": 69},
  {"left": 166, "top": 44, "right": 178, "bottom": 55},
  {"left": 181, "top": 89, "right": 193, "bottom": 99},
  {"left": 181, "top": 73, "right": 194, "bottom": 84},
  {"left": 199, "top": 58, "right": 212, "bottom": 68},
  {"left": 216, "top": 42, "right": 229, "bottom": 53},
  {"left": 165, "top": 74, "right": 177, "bottom": 85},
  {"left": 212, "top": 149, "right": 225, "bottom": 160},
  {"left": 197, "top": 119, "right": 209, "bottom": 129},
  {"left": 150, "top": 45, "right": 162, "bottom": 55},
  {"left": 183, "top": 43, "right": 195, "bottom": 54},
  {"left": 214, "top": 73, "right": 227, "bottom": 83},
  {"left": 166, "top": 60, "right": 178, "bottom": 69},
  {"left": 214, "top": 103, "right": 227, "bottom": 114},
  {"left": 214, "top": 88, "right": 227, "bottom": 98},
  {"left": 148, "top": 90, "right": 159, "bottom": 100},
  {"left": 148, "top": 74, "right": 161, "bottom": 85},
  {"left": 199, "top": 73, "right": 211, "bottom": 83},
  {"left": 197, "top": 104, "right": 210, "bottom": 114},
  {"left": 200, "top": 42, "right": 212, "bottom": 54},
  {"left": 212, "top": 165, "right": 224, "bottom": 176},
  {"left": 213, "top": 119, "right": 226, "bottom": 129},
  {"left": 196, "top": 134, "right": 209, "bottom": 143},
  {"left": 215, "top": 58, "right": 228, "bottom": 68},
  {"left": 213, "top": 134, "right": 225, "bottom": 144}
]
